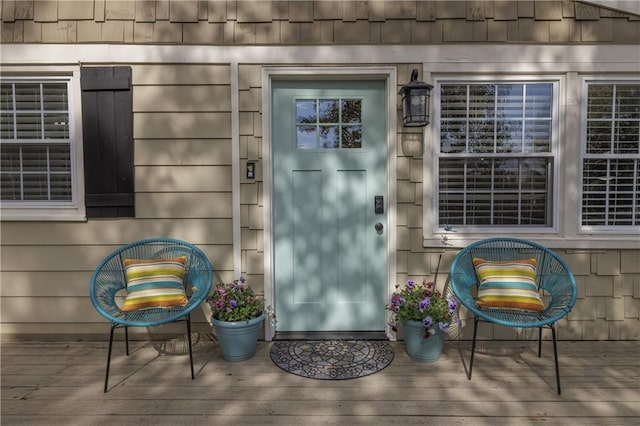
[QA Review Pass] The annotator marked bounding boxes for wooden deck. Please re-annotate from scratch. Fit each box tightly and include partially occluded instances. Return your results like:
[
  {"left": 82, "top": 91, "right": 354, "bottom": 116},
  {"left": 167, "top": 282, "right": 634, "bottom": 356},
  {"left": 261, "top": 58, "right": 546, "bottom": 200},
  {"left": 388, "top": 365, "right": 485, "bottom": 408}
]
[{"left": 1, "top": 336, "right": 639, "bottom": 425}]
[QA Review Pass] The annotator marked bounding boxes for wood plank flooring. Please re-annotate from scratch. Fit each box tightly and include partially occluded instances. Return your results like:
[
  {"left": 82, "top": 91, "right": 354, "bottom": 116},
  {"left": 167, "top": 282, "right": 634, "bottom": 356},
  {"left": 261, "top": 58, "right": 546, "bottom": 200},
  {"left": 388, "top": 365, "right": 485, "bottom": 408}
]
[{"left": 1, "top": 336, "right": 639, "bottom": 425}]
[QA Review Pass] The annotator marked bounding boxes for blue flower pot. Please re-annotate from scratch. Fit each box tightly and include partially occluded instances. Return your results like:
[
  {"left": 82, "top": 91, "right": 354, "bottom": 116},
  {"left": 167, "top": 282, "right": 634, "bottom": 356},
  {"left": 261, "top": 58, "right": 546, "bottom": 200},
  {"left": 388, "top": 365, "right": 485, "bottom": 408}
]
[
  {"left": 211, "top": 313, "right": 264, "bottom": 361},
  {"left": 401, "top": 320, "right": 445, "bottom": 362}
]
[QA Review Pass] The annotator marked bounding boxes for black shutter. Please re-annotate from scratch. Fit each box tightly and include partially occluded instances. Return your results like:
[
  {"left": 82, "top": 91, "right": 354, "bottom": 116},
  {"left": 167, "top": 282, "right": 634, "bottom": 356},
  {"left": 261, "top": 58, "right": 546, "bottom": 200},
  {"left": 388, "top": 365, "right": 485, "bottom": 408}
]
[{"left": 81, "top": 66, "right": 134, "bottom": 218}]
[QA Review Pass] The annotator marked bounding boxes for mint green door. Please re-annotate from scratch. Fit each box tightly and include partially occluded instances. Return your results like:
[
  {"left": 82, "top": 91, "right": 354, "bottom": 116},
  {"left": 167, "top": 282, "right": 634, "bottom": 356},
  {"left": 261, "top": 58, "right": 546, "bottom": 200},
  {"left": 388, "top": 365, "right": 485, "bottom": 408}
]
[{"left": 272, "top": 80, "right": 387, "bottom": 332}]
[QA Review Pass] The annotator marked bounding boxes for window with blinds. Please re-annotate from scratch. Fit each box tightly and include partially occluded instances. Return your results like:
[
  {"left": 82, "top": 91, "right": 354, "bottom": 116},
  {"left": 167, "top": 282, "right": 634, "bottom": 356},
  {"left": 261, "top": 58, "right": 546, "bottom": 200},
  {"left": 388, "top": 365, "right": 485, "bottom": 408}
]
[
  {"left": 582, "top": 82, "right": 640, "bottom": 228},
  {"left": 437, "top": 81, "right": 556, "bottom": 228},
  {"left": 0, "top": 80, "right": 73, "bottom": 204}
]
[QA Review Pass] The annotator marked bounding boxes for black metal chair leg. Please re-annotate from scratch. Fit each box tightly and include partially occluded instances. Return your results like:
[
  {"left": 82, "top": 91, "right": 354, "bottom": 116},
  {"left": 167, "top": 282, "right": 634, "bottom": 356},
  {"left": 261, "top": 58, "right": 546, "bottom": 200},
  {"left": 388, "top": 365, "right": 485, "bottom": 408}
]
[
  {"left": 468, "top": 316, "right": 479, "bottom": 380},
  {"left": 125, "top": 326, "right": 130, "bottom": 356},
  {"left": 551, "top": 324, "right": 561, "bottom": 395},
  {"left": 538, "top": 327, "right": 543, "bottom": 357},
  {"left": 186, "top": 315, "right": 195, "bottom": 379},
  {"left": 104, "top": 324, "right": 116, "bottom": 393}
]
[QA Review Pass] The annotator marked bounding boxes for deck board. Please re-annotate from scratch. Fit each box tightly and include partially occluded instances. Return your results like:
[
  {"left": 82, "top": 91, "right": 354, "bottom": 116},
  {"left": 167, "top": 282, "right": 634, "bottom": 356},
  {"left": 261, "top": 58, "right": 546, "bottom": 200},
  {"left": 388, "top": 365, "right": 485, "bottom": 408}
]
[{"left": 1, "top": 338, "right": 639, "bottom": 425}]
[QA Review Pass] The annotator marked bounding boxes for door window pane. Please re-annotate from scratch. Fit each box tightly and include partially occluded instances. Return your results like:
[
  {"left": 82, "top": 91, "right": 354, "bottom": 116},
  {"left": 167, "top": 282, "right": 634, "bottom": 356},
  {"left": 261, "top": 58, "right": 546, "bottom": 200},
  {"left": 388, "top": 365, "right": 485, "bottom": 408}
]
[{"left": 295, "top": 97, "right": 364, "bottom": 150}]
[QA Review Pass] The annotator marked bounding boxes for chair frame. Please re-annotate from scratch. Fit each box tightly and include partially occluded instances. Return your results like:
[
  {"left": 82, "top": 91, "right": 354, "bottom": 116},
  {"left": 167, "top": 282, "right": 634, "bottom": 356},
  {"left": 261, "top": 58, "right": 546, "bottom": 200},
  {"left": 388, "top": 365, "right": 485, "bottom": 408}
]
[
  {"left": 449, "top": 237, "right": 577, "bottom": 394},
  {"left": 89, "top": 238, "right": 213, "bottom": 392}
]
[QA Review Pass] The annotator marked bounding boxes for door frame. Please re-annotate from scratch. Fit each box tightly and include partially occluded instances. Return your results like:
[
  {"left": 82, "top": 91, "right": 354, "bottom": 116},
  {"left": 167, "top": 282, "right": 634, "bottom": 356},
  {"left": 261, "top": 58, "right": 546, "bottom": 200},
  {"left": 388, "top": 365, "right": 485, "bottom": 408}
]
[{"left": 261, "top": 66, "right": 398, "bottom": 341}]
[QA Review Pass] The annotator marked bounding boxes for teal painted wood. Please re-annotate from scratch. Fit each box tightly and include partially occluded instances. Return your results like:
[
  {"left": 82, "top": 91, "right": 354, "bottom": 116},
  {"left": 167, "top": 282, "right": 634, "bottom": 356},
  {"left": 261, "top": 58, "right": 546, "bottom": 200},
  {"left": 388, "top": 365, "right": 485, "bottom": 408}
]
[
  {"left": 212, "top": 313, "right": 265, "bottom": 361},
  {"left": 272, "top": 80, "right": 387, "bottom": 332},
  {"left": 401, "top": 321, "right": 446, "bottom": 362}
]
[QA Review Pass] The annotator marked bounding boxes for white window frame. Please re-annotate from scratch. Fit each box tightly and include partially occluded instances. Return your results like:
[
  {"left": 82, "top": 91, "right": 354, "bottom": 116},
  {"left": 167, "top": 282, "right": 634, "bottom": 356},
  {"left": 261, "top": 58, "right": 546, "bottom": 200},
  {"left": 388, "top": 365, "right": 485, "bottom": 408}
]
[
  {"left": 579, "top": 76, "right": 640, "bottom": 234},
  {"left": 0, "top": 66, "right": 85, "bottom": 221},
  {"left": 426, "top": 75, "right": 562, "bottom": 242}
]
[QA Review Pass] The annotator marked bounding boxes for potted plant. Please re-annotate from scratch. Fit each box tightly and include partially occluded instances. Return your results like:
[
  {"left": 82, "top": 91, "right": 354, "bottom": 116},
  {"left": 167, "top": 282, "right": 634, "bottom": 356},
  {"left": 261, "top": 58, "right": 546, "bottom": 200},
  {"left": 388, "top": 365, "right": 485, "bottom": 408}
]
[
  {"left": 386, "top": 278, "right": 460, "bottom": 362},
  {"left": 207, "top": 276, "right": 265, "bottom": 361}
]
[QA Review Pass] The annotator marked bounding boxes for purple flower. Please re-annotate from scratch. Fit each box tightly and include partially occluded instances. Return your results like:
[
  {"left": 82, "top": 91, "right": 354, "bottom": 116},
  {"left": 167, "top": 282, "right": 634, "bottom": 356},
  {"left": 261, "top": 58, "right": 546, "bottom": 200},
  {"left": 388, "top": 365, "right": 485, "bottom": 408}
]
[
  {"left": 390, "top": 294, "right": 404, "bottom": 306},
  {"left": 406, "top": 279, "right": 415, "bottom": 289},
  {"left": 239, "top": 276, "right": 246, "bottom": 283},
  {"left": 448, "top": 298, "right": 458, "bottom": 311},
  {"left": 438, "top": 322, "right": 449, "bottom": 333},
  {"left": 422, "top": 316, "right": 433, "bottom": 328},
  {"left": 419, "top": 297, "right": 431, "bottom": 312},
  {"left": 230, "top": 299, "right": 237, "bottom": 308},
  {"left": 215, "top": 300, "right": 224, "bottom": 310}
]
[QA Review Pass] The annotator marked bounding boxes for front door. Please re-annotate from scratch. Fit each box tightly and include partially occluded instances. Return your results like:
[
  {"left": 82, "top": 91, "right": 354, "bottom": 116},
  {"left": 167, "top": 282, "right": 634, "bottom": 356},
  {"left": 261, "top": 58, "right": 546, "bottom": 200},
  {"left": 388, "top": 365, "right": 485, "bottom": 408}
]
[{"left": 272, "top": 79, "right": 387, "bottom": 332}]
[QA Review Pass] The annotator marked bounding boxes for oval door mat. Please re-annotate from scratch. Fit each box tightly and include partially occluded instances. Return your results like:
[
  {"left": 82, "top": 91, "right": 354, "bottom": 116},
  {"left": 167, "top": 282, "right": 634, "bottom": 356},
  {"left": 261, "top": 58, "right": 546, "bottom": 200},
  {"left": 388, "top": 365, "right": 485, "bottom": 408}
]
[{"left": 269, "top": 340, "right": 394, "bottom": 380}]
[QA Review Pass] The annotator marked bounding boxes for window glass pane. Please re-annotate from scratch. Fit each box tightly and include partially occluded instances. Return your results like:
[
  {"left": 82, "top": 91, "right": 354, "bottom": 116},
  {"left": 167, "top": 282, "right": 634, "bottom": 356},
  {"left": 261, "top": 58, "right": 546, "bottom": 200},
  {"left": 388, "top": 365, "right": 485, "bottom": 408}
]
[
  {"left": 42, "top": 83, "right": 68, "bottom": 110},
  {"left": 319, "top": 125, "right": 339, "bottom": 148},
  {"left": 14, "top": 83, "right": 41, "bottom": 110},
  {"left": 496, "top": 120, "right": 523, "bottom": 153},
  {"left": 341, "top": 99, "right": 361, "bottom": 123},
  {"left": 296, "top": 125, "right": 316, "bottom": 149},
  {"left": 587, "top": 85, "right": 613, "bottom": 119},
  {"left": 49, "top": 144, "right": 71, "bottom": 172},
  {"left": 587, "top": 121, "right": 612, "bottom": 153},
  {"left": 440, "top": 85, "right": 468, "bottom": 119},
  {"left": 440, "top": 121, "right": 466, "bottom": 153},
  {"left": 468, "top": 119, "right": 495, "bottom": 153},
  {"left": 0, "top": 144, "right": 20, "bottom": 172},
  {"left": 50, "top": 174, "right": 72, "bottom": 201},
  {"left": 525, "top": 84, "right": 552, "bottom": 118},
  {"left": 615, "top": 85, "right": 640, "bottom": 119},
  {"left": 22, "top": 145, "right": 48, "bottom": 171},
  {"left": 439, "top": 159, "right": 465, "bottom": 192},
  {"left": 0, "top": 112, "right": 14, "bottom": 139},
  {"left": 1, "top": 83, "right": 14, "bottom": 110},
  {"left": 16, "top": 113, "right": 42, "bottom": 139},
  {"left": 469, "top": 85, "right": 495, "bottom": 118},
  {"left": 296, "top": 100, "right": 316, "bottom": 123},
  {"left": 342, "top": 125, "right": 361, "bottom": 148},
  {"left": 44, "top": 113, "right": 69, "bottom": 139},
  {"left": 524, "top": 120, "right": 551, "bottom": 153},
  {"left": 497, "top": 84, "right": 523, "bottom": 118},
  {"left": 0, "top": 174, "right": 21, "bottom": 200},
  {"left": 319, "top": 99, "right": 339, "bottom": 123},
  {"left": 614, "top": 121, "right": 639, "bottom": 154},
  {"left": 22, "top": 174, "right": 49, "bottom": 200}
]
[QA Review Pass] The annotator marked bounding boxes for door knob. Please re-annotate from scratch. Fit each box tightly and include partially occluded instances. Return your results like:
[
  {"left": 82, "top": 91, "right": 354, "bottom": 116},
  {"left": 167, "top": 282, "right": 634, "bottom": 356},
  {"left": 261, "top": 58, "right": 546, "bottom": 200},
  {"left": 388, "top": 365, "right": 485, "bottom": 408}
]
[{"left": 375, "top": 222, "right": 384, "bottom": 232}]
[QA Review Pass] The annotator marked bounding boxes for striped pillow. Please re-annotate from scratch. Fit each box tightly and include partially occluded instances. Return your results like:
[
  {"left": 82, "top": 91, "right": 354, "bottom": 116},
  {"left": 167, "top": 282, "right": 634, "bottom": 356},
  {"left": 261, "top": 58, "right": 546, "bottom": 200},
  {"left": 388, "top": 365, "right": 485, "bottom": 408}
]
[
  {"left": 121, "top": 256, "right": 188, "bottom": 311},
  {"left": 473, "top": 257, "right": 545, "bottom": 312}
]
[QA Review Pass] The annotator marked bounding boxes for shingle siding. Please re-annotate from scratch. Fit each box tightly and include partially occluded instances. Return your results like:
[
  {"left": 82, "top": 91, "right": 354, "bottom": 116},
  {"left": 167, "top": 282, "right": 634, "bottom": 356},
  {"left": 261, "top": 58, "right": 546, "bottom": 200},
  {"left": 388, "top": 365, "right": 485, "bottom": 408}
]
[{"left": 4, "top": 0, "right": 639, "bottom": 44}]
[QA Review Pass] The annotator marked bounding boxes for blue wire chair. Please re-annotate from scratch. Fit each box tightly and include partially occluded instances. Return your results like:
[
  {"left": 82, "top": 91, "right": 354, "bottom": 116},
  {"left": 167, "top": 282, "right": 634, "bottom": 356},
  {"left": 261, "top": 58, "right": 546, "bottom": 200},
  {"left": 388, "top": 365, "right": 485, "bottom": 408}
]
[
  {"left": 449, "top": 238, "right": 577, "bottom": 394},
  {"left": 90, "top": 238, "right": 213, "bottom": 392}
]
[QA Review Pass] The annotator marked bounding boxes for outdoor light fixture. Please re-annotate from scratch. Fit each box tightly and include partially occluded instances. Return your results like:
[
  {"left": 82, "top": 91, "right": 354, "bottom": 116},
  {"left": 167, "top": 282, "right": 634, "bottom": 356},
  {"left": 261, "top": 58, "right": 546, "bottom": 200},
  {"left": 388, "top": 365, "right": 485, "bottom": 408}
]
[{"left": 400, "top": 68, "right": 433, "bottom": 127}]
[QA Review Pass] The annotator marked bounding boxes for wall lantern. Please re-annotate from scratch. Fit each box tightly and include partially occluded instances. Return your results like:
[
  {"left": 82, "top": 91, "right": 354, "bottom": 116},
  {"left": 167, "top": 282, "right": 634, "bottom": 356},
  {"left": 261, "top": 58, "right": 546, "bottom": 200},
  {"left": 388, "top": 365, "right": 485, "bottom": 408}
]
[{"left": 400, "top": 68, "right": 433, "bottom": 127}]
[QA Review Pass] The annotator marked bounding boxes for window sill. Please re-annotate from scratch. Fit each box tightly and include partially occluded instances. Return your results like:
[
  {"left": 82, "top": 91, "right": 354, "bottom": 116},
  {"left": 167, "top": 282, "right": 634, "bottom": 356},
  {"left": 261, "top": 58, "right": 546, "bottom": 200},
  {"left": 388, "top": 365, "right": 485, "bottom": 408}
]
[
  {"left": 423, "top": 236, "right": 640, "bottom": 250},
  {"left": 0, "top": 208, "right": 86, "bottom": 222}
]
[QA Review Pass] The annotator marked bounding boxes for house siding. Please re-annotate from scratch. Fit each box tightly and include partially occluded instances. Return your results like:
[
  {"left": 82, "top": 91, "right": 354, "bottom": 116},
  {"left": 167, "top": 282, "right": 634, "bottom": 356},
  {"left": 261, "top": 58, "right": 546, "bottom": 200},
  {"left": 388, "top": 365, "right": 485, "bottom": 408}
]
[{"left": 1, "top": 0, "right": 639, "bottom": 341}]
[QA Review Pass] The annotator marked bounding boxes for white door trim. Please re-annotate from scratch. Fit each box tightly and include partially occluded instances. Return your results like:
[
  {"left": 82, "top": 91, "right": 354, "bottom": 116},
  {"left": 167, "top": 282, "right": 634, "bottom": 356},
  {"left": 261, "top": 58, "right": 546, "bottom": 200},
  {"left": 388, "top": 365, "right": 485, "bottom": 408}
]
[{"left": 262, "top": 66, "right": 398, "bottom": 340}]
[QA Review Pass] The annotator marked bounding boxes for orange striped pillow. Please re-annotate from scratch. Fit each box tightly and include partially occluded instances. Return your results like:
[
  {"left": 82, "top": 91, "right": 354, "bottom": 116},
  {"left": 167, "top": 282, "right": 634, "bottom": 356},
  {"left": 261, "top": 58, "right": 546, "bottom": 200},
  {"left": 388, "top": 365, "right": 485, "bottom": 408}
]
[
  {"left": 121, "top": 256, "right": 188, "bottom": 311},
  {"left": 473, "top": 257, "right": 545, "bottom": 312}
]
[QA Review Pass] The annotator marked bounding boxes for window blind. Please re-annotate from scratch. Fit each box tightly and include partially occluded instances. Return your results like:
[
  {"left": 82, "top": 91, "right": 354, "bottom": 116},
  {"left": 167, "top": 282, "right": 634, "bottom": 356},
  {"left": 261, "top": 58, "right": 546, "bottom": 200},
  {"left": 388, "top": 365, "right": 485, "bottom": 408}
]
[
  {"left": 438, "top": 82, "right": 554, "bottom": 228},
  {"left": 0, "top": 81, "right": 72, "bottom": 202}
]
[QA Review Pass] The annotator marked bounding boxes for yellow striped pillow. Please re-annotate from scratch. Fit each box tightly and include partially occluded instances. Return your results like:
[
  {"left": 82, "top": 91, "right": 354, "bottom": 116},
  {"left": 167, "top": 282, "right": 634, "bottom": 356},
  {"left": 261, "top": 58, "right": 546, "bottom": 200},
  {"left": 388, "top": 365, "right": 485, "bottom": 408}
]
[
  {"left": 473, "top": 257, "right": 545, "bottom": 312},
  {"left": 121, "top": 256, "right": 188, "bottom": 311}
]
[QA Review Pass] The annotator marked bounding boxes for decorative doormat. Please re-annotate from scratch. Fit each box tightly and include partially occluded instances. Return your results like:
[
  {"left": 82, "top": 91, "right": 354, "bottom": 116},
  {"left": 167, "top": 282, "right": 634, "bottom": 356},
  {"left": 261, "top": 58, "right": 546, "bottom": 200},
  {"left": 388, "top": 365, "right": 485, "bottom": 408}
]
[{"left": 269, "top": 340, "right": 394, "bottom": 380}]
